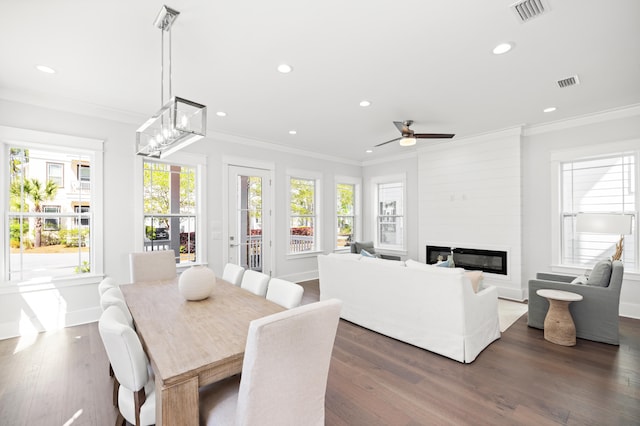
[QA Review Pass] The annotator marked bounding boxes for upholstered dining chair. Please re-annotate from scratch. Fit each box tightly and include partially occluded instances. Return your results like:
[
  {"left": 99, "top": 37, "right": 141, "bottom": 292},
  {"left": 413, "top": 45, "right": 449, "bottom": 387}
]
[
  {"left": 240, "top": 269, "right": 270, "bottom": 297},
  {"left": 99, "top": 306, "right": 156, "bottom": 426},
  {"left": 266, "top": 278, "right": 304, "bottom": 309},
  {"left": 128, "top": 249, "right": 177, "bottom": 283},
  {"left": 199, "top": 299, "right": 342, "bottom": 426},
  {"left": 100, "top": 287, "right": 133, "bottom": 328},
  {"left": 98, "top": 276, "right": 118, "bottom": 297},
  {"left": 222, "top": 263, "right": 245, "bottom": 286}
]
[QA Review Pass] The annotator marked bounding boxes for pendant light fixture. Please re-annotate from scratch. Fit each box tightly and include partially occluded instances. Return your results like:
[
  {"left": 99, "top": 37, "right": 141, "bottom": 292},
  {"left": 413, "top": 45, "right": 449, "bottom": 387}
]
[{"left": 136, "top": 5, "right": 206, "bottom": 159}]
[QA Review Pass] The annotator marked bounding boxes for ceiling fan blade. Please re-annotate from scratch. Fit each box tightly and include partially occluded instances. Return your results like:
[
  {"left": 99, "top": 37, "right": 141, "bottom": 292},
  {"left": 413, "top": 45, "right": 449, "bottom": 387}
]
[
  {"left": 375, "top": 137, "right": 401, "bottom": 147},
  {"left": 393, "top": 121, "right": 410, "bottom": 134},
  {"left": 414, "top": 133, "right": 455, "bottom": 139}
]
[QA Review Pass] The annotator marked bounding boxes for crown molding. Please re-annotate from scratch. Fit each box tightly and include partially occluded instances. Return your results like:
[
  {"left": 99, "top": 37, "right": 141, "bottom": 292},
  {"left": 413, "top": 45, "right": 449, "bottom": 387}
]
[
  {"left": 523, "top": 104, "right": 640, "bottom": 136},
  {"left": 0, "top": 87, "right": 146, "bottom": 125}
]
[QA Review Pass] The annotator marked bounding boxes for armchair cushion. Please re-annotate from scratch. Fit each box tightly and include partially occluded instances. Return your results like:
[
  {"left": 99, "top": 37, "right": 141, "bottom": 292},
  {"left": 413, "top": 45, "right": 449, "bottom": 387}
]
[{"left": 586, "top": 259, "right": 612, "bottom": 287}]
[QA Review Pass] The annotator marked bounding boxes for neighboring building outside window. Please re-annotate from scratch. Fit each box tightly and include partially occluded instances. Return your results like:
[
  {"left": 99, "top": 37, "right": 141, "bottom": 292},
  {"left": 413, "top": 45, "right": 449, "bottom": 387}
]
[
  {"left": 5, "top": 144, "right": 98, "bottom": 282},
  {"left": 74, "top": 204, "right": 90, "bottom": 226},
  {"left": 43, "top": 205, "right": 61, "bottom": 231},
  {"left": 143, "top": 160, "right": 197, "bottom": 264},
  {"left": 47, "top": 162, "right": 64, "bottom": 187},
  {"left": 374, "top": 175, "right": 406, "bottom": 251},
  {"left": 560, "top": 152, "right": 637, "bottom": 271},
  {"left": 288, "top": 174, "right": 320, "bottom": 254}
]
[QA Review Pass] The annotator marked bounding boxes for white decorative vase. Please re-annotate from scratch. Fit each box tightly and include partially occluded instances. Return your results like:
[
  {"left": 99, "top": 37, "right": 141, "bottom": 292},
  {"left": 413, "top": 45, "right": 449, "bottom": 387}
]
[{"left": 179, "top": 266, "right": 216, "bottom": 301}]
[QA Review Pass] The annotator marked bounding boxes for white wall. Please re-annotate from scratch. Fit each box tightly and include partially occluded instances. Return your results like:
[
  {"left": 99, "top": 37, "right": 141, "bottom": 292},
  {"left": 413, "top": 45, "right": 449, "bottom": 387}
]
[
  {"left": 416, "top": 128, "right": 525, "bottom": 300},
  {"left": 522, "top": 106, "right": 640, "bottom": 318}
]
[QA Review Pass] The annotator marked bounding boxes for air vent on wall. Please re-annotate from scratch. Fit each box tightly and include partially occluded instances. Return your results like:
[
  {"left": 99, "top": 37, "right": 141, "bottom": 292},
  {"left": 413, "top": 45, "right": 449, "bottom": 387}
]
[
  {"left": 557, "top": 75, "right": 580, "bottom": 88},
  {"left": 510, "top": 0, "right": 548, "bottom": 23}
]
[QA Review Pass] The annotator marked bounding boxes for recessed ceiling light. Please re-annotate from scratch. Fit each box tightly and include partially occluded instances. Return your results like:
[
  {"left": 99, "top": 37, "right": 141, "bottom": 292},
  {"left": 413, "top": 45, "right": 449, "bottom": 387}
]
[
  {"left": 35, "top": 64, "right": 56, "bottom": 74},
  {"left": 289, "top": 130, "right": 297, "bottom": 135},
  {"left": 359, "top": 100, "right": 371, "bottom": 107},
  {"left": 543, "top": 107, "right": 557, "bottom": 113},
  {"left": 365, "top": 149, "right": 373, "bottom": 153},
  {"left": 492, "top": 42, "right": 513, "bottom": 55},
  {"left": 216, "top": 111, "right": 227, "bottom": 117},
  {"left": 277, "top": 64, "right": 293, "bottom": 74}
]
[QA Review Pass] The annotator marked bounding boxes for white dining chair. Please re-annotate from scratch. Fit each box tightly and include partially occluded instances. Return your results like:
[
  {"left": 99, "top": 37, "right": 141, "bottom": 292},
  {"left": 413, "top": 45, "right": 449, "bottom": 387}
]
[
  {"left": 100, "top": 287, "right": 133, "bottom": 328},
  {"left": 266, "top": 278, "right": 304, "bottom": 309},
  {"left": 240, "top": 269, "right": 270, "bottom": 297},
  {"left": 99, "top": 306, "right": 156, "bottom": 426},
  {"left": 222, "top": 263, "right": 245, "bottom": 286},
  {"left": 98, "top": 276, "right": 118, "bottom": 297},
  {"left": 199, "top": 299, "right": 342, "bottom": 426},
  {"left": 129, "top": 250, "right": 177, "bottom": 283}
]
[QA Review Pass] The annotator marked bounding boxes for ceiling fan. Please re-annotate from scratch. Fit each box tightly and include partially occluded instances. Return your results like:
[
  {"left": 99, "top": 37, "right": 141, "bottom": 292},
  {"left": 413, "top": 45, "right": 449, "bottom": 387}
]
[{"left": 375, "top": 120, "right": 455, "bottom": 147}]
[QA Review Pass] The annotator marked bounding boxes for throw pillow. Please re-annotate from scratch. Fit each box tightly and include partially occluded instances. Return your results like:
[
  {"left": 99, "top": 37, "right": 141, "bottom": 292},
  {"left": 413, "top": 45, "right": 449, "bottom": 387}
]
[
  {"left": 587, "top": 259, "right": 612, "bottom": 287},
  {"left": 464, "top": 271, "right": 484, "bottom": 293},
  {"left": 436, "top": 260, "right": 450, "bottom": 268},
  {"left": 360, "top": 249, "right": 375, "bottom": 258},
  {"left": 570, "top": 275, "right": 588, "bottom": 285}
]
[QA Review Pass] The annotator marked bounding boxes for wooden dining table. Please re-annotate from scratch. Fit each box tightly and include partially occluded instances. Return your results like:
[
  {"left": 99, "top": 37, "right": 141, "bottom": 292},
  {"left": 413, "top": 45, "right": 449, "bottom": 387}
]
[{"left": 120, "top": 277, "right": 284, "bottom": 425}]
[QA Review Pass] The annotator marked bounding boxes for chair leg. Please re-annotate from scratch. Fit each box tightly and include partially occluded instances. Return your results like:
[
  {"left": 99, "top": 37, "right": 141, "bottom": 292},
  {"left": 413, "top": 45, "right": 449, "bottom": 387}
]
[
  {"left": 115, "top": 412, "right": 125, "bottom": 426},
  {"left": 133, "top": 388, "right": 146, "bottom": 426},
  {"left": 109, "top": 362, "right": 114, "bottom": 377},
  {"left": 112, "top": 377, "right": 120, "bottom": 407}
]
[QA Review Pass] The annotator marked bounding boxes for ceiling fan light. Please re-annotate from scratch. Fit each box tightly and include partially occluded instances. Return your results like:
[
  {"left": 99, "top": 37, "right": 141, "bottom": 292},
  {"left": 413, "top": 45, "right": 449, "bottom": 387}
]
[{"left": 399, "top": 137, "right": 416, "bottom": 147}]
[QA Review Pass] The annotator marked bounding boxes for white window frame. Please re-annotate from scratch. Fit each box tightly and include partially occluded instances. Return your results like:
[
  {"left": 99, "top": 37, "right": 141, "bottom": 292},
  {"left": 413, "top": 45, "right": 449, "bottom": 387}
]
[
  {"left": 0, "top": 126, "right": 104, "bottom": 286},
  {"left": 135, "top": 151, "right": 207, "bottom": 270},
  {"left": 286, "top": 169, "right": 322, "bottom": 258},
  {"left": 372, "top": 174, "right": 407, "bottom": 253},
  {"left": 46, "top": 162, "right": 64, "bottom": 187},
  {"left": 551, "top": 140, "right": 639, "bottom": 276},
  {"left": 334, "top": 175, "right": 361, "bottom": 251}
]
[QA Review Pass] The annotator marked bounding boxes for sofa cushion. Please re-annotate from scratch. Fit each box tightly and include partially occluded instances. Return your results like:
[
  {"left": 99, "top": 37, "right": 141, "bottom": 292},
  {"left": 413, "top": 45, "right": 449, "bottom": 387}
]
[
  {"left": 360, "top": 249, "right": 375, "bottom": 258},
  {"left": 570, "top": 274, "right": 588, "bottom": 285},
  {"left": 327, "top": 253, "right": 361, "bottom": 261},
  {"left": 464, "top": 271, "right": 484, "bottom": 293},
  {"left": 360, "top": 256, "right": 406, "bottom": 267},
  {"left": 587, "top": 259, "right": 612, "bottom": 287},
  {"left": 354, "top": 241, "right": 376, "bottom": 255},
  {"left": 405, "top": 259, "right": 436, "bottom": 270}
]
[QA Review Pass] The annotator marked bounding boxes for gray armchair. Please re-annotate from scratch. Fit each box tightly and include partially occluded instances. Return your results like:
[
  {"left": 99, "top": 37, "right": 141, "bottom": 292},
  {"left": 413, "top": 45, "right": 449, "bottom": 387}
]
[
  {"left": 350, "top": 241, "right": 401, "bottom": 261},
  {"left": 527, "top": 260, "right": 624, "bottom": 345}
]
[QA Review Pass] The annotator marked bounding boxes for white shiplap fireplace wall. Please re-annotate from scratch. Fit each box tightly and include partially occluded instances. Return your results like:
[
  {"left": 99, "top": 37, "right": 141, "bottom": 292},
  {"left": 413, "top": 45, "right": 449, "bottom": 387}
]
[{"left": 417, "top": 127, "right": 525, "bottom": 300}]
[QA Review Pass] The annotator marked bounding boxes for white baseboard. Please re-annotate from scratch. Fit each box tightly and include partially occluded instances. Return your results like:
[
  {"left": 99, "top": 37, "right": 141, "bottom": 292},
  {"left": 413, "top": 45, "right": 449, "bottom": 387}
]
[
  {"left": 495, "top": 285, "right": 527, "bottom": 302},
  {"left": 620, "top": 302, "right": 640, "bottom": 319}
]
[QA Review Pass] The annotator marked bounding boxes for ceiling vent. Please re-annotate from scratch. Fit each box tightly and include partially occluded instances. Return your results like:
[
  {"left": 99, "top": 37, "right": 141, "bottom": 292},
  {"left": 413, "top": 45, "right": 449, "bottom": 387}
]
[
  {"left": 557, "top": 75, "right": 580, "bottom": 88},
  {"left": 510, "top": 0, "right": 548, "bottom": 23}
]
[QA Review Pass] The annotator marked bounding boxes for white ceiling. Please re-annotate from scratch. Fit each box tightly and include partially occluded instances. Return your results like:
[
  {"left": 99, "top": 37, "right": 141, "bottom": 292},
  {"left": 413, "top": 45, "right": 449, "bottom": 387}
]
[{"left": 1, "top": 0, "right": 639, "bottom": 162}]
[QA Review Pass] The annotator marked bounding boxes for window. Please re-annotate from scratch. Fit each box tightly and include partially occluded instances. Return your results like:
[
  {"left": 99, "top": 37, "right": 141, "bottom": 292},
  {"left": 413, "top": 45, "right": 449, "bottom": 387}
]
[
  {"left": 43, "top": 205, "right": 61, "bottom": 231},
  {"left": 143, "top": 160, "right": 197, "bottom": 263},
  {"left": 74, "top": 205, "right": 90, "bottom": 226},
  {"left": 289, "top": 175, "right": 320, "bottom": 254},
  {"left": 374, "top": 177, "right": 405, "bottom": 250},
  {"left": 335, "top": 178, "right": 360, "bottom": 250},
  {"left": 560, "top": 153, "right": 637, "bottom": 270},
  {"left": 4, "top": 136, "right": 101, "bottom": 283},
  {"left": 47, "top": 162, "right": 64, "bottom": 187}
]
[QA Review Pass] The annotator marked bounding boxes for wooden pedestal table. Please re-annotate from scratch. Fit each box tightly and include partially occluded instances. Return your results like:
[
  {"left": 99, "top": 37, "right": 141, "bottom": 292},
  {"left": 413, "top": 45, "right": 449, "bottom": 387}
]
[{"left": 536, "top": 289, "right": 583, "bottom": 346}]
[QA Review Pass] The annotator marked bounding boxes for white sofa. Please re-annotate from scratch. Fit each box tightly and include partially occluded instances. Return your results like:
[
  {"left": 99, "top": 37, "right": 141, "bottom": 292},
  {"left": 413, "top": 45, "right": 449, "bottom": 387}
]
[{"left": 317, "top": 253, "right": 501, "bottom": 363}]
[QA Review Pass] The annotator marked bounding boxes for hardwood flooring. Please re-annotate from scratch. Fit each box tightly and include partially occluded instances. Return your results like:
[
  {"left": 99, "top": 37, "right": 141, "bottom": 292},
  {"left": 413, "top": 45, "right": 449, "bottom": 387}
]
[{"left": 0, "top": 279, "right": 638, "bottom": 425}]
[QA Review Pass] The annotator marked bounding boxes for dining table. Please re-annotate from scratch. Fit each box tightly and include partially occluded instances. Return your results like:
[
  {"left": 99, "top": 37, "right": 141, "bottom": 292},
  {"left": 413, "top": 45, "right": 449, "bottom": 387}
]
[{"left": 120, "top": 276, "right": 284, "bottom": 425}]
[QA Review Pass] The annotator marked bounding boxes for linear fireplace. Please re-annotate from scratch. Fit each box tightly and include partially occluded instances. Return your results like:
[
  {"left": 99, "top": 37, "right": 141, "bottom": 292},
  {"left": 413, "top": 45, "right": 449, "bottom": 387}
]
[{"left": 426, "top": 245, "right": 508, "bottom": 275}]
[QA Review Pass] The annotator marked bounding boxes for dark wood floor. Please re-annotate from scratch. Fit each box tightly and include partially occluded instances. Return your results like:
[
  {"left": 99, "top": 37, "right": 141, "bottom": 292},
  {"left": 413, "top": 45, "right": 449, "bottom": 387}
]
[{"left": 1, "top": 279, "right": 638, "bottom": 425}]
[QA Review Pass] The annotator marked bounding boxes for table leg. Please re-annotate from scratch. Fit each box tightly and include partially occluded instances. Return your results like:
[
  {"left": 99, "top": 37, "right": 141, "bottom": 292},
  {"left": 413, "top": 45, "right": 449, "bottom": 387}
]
[
  {"left": 543, "top": 299, "right": 577, "bottom": 346},
  {"left": 156, "top": 374, "right": 199, "bottom": 426}
]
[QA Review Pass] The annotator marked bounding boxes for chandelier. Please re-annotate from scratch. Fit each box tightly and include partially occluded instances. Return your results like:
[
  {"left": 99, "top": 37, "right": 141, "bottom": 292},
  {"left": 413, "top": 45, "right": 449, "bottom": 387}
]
[{"left": 136, "top": 5, "right": 206, "bottom": 159}]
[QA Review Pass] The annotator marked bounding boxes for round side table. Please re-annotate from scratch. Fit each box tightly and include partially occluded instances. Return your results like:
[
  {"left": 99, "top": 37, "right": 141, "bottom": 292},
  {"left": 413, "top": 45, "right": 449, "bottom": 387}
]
[{"left": 536, "top": 289, "right": 583, "bottom": 346}]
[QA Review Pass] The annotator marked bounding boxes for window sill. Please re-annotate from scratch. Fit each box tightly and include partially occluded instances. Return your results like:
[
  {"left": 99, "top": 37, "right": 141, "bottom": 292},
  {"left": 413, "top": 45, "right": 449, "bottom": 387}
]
[
  {"left": 286, "top": 250, "right": 324, "bottom": 260},
  {"left": 0, "top": 274, "right": 104, "bottom": 295}
]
